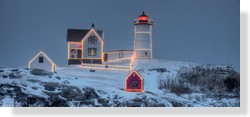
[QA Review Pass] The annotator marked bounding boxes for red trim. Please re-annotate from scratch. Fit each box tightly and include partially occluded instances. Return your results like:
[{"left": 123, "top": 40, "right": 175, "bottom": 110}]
[{"left": 125, "top": 70, "right": 144, "bottom": 92}]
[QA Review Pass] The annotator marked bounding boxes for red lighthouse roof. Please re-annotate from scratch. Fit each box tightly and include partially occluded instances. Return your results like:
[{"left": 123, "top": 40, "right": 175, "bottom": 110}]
[{"left": 138, "top": 11, "right": 148, "bottom": 21}]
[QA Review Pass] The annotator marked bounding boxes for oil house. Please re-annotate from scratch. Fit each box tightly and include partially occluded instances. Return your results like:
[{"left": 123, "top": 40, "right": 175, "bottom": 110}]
[
  {"left": 125, "top": 70, "right": 144, "bottom": 92},
  {"left": 28, "top": 51, "right": 56, "bottom": 72}
]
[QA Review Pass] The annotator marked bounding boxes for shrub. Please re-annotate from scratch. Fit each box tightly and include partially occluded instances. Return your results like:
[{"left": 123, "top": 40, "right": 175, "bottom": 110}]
[{"left": 158, "top": 64, "right": 240, "bottom": 95}]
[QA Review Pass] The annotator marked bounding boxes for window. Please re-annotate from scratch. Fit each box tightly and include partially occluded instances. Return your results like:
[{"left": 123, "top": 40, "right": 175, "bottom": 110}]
[
  {"left": 93, "top": 36, "right": 97, "bottom": 44},
  {"left": 88, "top": 35, "right": 97, "bottom": 44},
  {"left": 71, "top": 49, "right": 76, "bottom": 54},
  {"left": 88, "top": 37, "right": 92, "bottom": 44},
  {"left": 145, "top": 52, "right": 148, "bottom": 56},
  {"left": 133, "top": 73, "right": 136, "bottom": 77},
  {"left": 88, "top": 48, "right": 92, "bottom": 56},
  {"left": 92, "top": 48, "right": 97, "bottom": 56},
  {"left": 88, "top": 48, "right": 97, "bottom": 56},
  {"left": 119, "top": 52, "right": 123, "bottom": 58},
  {"left": 39, "top": 57, "right": 44, "bottom": 63}
]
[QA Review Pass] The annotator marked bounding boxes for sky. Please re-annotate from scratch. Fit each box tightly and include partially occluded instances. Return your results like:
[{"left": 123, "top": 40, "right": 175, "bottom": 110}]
[{"left": 0, "top": 0, "right": 240, "bottom": 71}]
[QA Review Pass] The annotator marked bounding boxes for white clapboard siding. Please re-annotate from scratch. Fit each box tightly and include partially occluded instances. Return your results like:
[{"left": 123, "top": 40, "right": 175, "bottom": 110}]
[{"left": 28, "top": 51, "right": 56, "bottom": 72}]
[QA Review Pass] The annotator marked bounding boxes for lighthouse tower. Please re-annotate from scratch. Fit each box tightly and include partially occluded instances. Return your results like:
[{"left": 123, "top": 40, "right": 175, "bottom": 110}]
[{"left": 134, "top": 11, "right": 153, "bottom": 59}]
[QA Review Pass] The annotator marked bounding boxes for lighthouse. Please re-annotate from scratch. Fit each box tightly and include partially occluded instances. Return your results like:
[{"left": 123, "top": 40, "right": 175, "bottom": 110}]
[{"left": 134, "top": 11, "right": 153, "bottom": 59}]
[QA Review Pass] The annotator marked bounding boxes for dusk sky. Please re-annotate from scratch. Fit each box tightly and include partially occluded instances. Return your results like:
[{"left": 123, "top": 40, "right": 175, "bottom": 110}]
[{"left": 0, "top": 0, "right": 240, "bottom": 70}]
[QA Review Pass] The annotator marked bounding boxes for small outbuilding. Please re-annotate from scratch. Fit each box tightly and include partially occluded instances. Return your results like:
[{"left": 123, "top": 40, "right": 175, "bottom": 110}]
[
  {"left": 28, "top": 51, "right": 56, "bottom": 72},
  {"left": 125, "top": 70, "right": 144, "bottom": 92}
]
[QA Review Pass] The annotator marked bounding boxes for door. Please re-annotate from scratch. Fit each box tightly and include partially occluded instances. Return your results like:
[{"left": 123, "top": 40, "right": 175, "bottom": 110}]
[
  {"left": 77, "top": 50, "right": 82, "bottom": 58},
  {"left": 104, "top": 53, "right": 108, "bottom": 62}
]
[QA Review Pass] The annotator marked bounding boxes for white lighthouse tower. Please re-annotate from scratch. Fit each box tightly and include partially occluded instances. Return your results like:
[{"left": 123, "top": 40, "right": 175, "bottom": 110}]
[{"left": 134, "top": 11, "right": 153, "bottom": 59}]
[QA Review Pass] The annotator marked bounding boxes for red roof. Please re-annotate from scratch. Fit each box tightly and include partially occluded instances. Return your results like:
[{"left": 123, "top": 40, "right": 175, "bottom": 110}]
[{"left": 138, "top": 11, "right": 148, "bottom": 21}]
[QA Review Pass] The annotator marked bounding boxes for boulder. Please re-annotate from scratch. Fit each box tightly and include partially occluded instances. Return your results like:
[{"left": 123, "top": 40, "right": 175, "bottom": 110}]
[{"left": 83, "top": 87, "right": 99, "bottom": 100}]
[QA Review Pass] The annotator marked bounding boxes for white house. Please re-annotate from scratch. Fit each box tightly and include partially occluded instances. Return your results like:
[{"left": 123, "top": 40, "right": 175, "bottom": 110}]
[
  {"left": 67, "top": 24, "right": 104, "bottom": 65},
  {"left": 66, "top": 12, "right": 153, "bottom": 65},
  {"left": 28, "top": 51, "right": 56, "bottom": 72}
]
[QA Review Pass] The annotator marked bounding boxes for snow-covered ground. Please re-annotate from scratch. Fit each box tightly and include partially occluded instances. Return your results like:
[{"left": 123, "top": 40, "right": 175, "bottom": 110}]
[{"left": 0, "top": 59, "right": 240, "bottom": 107}]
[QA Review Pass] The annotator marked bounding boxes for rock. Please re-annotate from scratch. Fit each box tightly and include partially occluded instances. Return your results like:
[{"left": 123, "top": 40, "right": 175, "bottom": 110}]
[
  {"left": 80, "top": 100, "right": 95, "bottom": 106},
  {"left": 2, "top": 75, "right": 8, "bottom": 78},
  {"left": 43, "top": 82, "right": 61, "bottom": 91},
  {"left": 62, "top": 80, "right": 70, "bottom": 84},
  {"left": 11, "top": 69, "right": 19, "bottom": 72},
  {"left": 60, "top": 88, "right": 78, "bottom": 101},
  {"left": 113, "top": 100, "right": 121, "bottom": 107},
  {"left": 33, "top": 97, "right": 49, "bottom": 107},
  {"left": 171, "top": 101, "right": 184, "bottom": 107},
  {"left": 27, "top": 79, "right": 40, "bottom": 83},
  {"left": 97, "top": 90, "right": 108, "bottom": 95},
  {"left": 83, "top": 87, "right": 99, "bottom": 100},
  {"left": 148, "top": 68, "right": 168, "bottom": 73},
  {"left": 15, "top": 93, "right": 28, "bottom": 107},
  {"left": 0, "top": 88, "right": 6, "bottom": 96},
  {"left": 97, "top": 98, "right": 110, "bottom": 107},
  {"left": 30, "top": 69, "right": 52, "bottom": 76},
  {"left": 21, "top": 83, "right": 27, "bottom": 87},
  {"left": 31, "top": 87, "right": 38, "bottom": 90},
  {"left": 48, "top": 94, "right": 69, "bottom": 107},
  {"left": 0, "top": 69, "right": 4, "bottom": 72},
  {"left": 27, "top": 97, "right": 37, "bottom": 105},
  {"left": 55, "top": 76, "right": 61, "bottom": 80},
  {"left": 9, "top": 73, "right": 17, "bottom": 78},
  {"left": 132, "top": 97, "right": 144, "bottom": 102},
  {"left": 148, "top": 103, "right": 165, "bottom": 107},
  {"left": 123, "top": 101, "right": 143, "bottom": 107},
  {"left": 74, "top": 95, "right": 87, "bottom": 101}
]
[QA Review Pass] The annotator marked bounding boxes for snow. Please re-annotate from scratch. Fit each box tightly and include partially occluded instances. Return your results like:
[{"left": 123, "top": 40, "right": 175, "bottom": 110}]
[
  {"left": 1, "top": 96, "right": 15, "bottom": 107},
  {"left": 0, "top": 59, "right": 240, "bottom": 107}
]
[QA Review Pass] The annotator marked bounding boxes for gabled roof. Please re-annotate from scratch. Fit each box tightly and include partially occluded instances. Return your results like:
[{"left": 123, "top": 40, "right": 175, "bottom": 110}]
[
  {"left": 125, "top": 70, "right": 143, "bottom": 81},
  {"left": 81, "top": 28, "right": 104, "bottom": 43},
  {"left": 125, "top": 70, "right": 144, "bottom": 92},
  {"left": 67, "top": 29, "right": 103, "bottom": 42},
  {"left": 28, "top": 51, "right": 55, "bottom": 66}
]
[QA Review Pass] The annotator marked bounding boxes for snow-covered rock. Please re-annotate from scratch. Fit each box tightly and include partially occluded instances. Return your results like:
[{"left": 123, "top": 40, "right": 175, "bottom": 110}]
[{"left": 0, "top": 59, "right": 240, "bottom": 107}]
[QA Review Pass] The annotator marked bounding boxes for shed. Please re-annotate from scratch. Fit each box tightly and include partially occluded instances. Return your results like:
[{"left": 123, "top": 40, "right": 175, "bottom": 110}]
[
  {"left": 125, "top": 70, "right": 144, "bottom": 92},
  {"left": 28, "top": 51, "right": 56, "bottom": 72}
]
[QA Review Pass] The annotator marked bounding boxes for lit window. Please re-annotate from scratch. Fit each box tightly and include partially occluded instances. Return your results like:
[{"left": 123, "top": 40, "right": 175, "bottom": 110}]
[
  {"left": 88, "top": 48, "right": 97, "bottom": 56},
  {"left": 92, "top": 48, "right": 97, "bottom": 56},
  {"left": 88, "top": 48, "right": 92, "bottom": 56},
  {"left": 71, "top": 49, "right": 76, "bottom": 54}
]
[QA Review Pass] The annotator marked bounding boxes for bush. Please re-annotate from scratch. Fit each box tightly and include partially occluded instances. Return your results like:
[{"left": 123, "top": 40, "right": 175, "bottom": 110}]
[
  {"left": 158, "top": 64, "right": 240, "bottom": 95},
  {"left": 157, "top": 74, "right": 191, "bottom": 95}
]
